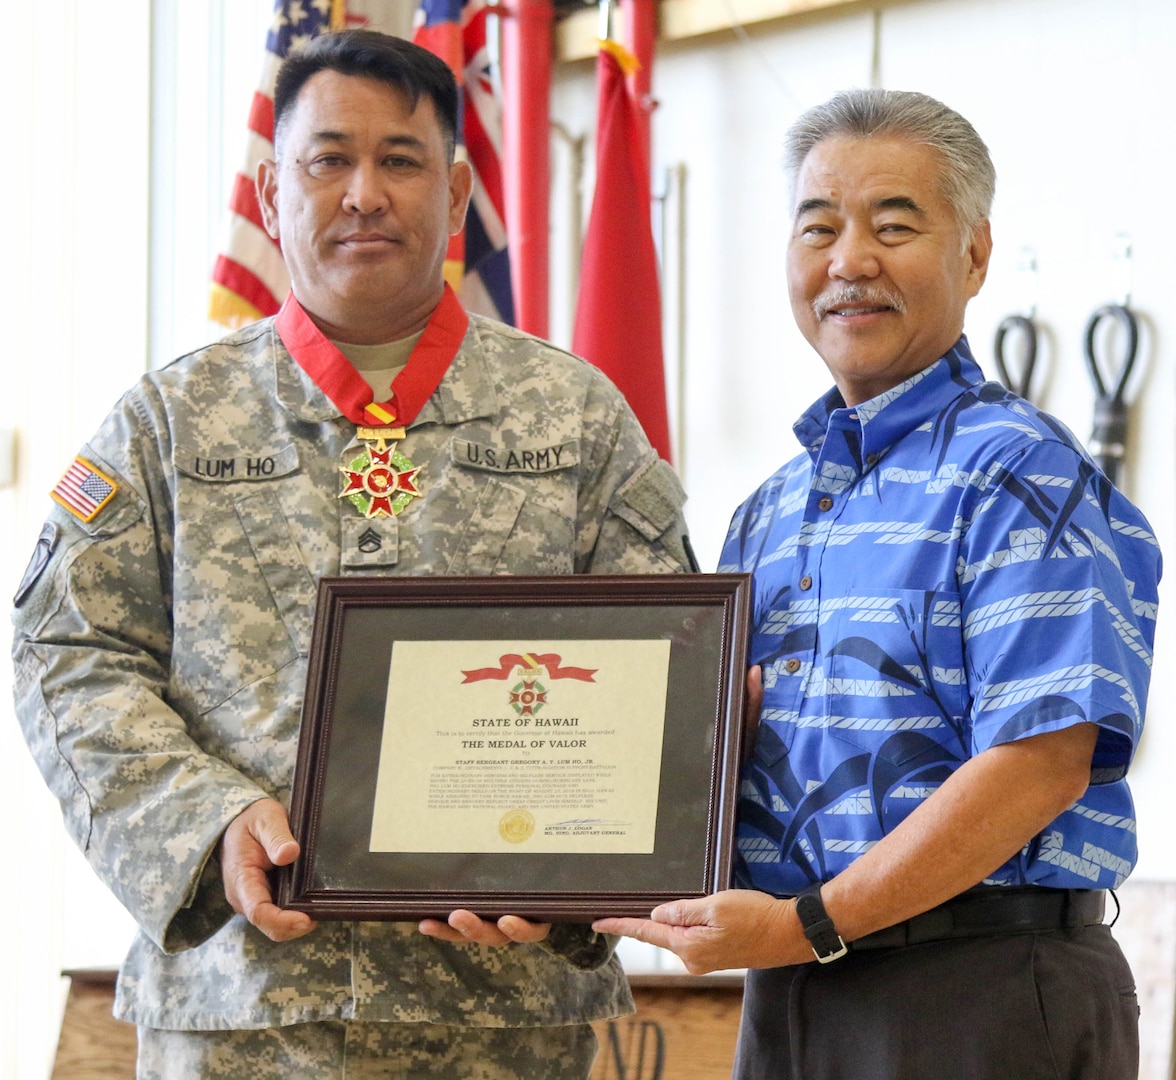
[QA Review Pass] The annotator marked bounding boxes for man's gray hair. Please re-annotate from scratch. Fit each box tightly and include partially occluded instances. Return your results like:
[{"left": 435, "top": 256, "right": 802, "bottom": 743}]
[{"left": 783, "top": 88, "right": 996, "bottom": 233}]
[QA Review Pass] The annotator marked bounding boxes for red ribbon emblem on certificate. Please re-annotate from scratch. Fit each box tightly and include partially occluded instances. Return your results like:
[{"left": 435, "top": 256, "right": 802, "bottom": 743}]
[{"left": 460, "top": 652, "right": 598, "bottom": 684}]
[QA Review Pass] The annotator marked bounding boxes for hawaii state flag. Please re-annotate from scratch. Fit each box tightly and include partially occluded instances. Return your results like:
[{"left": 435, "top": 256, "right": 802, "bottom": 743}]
[
  {"left": 413, "top": 0, "right": 514, "bottom": 324},
  {"left": 573, "top": 39, "right": 671, "bottom": 461}
]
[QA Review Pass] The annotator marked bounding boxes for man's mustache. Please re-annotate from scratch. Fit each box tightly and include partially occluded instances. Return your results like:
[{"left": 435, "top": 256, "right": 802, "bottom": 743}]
[{"left": 812, "top": 284, "right": 907, "bottom": 319}]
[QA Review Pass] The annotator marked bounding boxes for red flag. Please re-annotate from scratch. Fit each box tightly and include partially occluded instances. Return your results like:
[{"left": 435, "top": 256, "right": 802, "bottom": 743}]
[{"left": 573, "top": 40, "right": 671, "bottom": 461}]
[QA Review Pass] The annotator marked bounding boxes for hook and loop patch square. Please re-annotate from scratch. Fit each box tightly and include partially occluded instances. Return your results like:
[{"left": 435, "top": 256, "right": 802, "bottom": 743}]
[{"left": 51, "top": 456, "right": 119, "bottom": 522}]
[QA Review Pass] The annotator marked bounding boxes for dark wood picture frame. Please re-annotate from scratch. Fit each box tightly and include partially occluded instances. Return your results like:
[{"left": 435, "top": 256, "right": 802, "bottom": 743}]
[{"left": 276, "top": 573, "right": 751, "bottom": 922}]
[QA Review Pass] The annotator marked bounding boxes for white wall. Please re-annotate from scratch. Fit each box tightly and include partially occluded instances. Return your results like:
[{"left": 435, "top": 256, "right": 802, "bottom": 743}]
[{"left": 0, "top": 4, "right": 151, "bottom": 1076}]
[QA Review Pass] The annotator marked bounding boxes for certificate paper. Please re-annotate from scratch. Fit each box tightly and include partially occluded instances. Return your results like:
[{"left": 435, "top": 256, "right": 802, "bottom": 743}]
[{"left": 369, "top": 639, "right": 671, "bottom": 854}]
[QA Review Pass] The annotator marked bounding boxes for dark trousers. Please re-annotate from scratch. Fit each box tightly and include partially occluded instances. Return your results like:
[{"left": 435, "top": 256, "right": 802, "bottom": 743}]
[{"left": 734, "top": 925, "right": 1138, "bottom": 1079}]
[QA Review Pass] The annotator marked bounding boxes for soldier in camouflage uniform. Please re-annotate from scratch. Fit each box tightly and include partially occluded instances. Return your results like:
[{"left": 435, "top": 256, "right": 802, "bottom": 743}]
[{"left": 12, "top": 31, "right": 689, "bottom": 1080}]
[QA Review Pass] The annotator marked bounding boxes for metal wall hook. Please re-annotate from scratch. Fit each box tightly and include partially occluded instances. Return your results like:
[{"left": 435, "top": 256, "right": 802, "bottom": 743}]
[
  {"left": 1015, "top": 247, "right": 1039, "bottom": 320},
  {"left": 1112, "top": 232, "right": 1133, "bottom": 308}
]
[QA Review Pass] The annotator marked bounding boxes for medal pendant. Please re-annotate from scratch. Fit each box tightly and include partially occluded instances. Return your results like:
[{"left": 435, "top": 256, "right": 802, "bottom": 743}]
[{"left": 339, "top": 434, "right": 422, "bottom": 519}]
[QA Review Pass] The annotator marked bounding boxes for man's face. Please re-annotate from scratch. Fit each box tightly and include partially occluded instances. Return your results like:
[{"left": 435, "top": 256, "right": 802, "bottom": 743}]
[
  {"left": 785, "top": 135, "right": 991, "bottom": 406},
  {"left": 258, "top": 70, "right": 471, "bottom": 343}
]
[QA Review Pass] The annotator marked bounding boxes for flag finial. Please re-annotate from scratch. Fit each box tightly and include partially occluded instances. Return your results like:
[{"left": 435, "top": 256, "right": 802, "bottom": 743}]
[{"left": 597, "top": 0, "right": 615, "bottom": 42}]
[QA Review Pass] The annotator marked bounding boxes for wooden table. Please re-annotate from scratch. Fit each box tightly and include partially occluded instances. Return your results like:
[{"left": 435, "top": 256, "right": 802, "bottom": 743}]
[{"left": 590, "top": 973, "right": 744, "bottom": 1079}]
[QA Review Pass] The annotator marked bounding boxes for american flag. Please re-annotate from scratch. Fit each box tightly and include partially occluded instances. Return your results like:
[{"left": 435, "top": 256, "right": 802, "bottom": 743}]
[
  {"left": 208, "top": 0, "right": 344, "bottom": 328},
  {"left": 51, "top": 458, "right": 118, "bottom": 523},
  {"left": 210, "top": 0, "right": 512, "bottom": 328},
  {"left": 414, "top": 0, "right": 514, "bottom": 324}
]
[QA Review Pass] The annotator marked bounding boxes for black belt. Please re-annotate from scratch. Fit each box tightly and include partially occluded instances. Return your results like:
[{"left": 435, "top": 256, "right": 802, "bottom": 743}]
[{"left": 850, "top": 887, "right": 1106, "bottom": 951}]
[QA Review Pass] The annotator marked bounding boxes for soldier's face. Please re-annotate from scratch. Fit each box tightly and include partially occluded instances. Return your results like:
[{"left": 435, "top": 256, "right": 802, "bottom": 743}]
[
  {"left": 786, "top": 135, "right": 991, "bottom": 406},
  {"left": 258, "top": 70, "right": 471, "bottom": 342}
]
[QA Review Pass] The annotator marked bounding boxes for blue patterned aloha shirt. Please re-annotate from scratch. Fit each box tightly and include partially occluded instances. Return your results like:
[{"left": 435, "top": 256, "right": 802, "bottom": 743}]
[{"left": 719, "top": 337, "right": 1161, "bottom": 898}]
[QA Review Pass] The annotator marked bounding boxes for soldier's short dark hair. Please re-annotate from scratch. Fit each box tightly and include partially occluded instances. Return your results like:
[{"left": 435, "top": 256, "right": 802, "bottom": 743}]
[{"left": 273, "top": 29, "right": 460, "bottom": 161}]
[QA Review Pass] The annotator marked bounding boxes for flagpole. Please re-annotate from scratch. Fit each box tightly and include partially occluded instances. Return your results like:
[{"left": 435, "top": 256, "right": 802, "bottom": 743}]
[
  {"left": 501, "top": 0, "right": 553, "bottom": 339},
  {"left": 621, "top": 0, "right": 655, "bottom": 181},
  {"left": 598, "top": 0, "right": 614, "bottom": 40}
]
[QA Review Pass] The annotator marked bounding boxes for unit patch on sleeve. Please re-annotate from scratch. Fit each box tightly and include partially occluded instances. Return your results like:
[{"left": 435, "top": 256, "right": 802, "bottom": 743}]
[
  {"left": 51, "top": 457, "right": 118, "bottom": 522},
  {"left": 13, "top": 522, "right": 58, "bottom": 606}
]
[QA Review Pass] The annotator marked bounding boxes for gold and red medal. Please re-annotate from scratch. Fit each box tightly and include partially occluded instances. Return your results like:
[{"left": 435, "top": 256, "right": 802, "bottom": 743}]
[
  {"left": 275, "top": 284, "right": 469, "bottom": 521},
  {"left": 339, "top": 402, "right": 422, "bottom": 519}
]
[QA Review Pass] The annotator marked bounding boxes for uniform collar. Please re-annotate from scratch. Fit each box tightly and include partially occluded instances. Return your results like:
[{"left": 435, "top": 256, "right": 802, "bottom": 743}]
[{"left": 270, "top": 315, "right": 500, "bottom": 428}]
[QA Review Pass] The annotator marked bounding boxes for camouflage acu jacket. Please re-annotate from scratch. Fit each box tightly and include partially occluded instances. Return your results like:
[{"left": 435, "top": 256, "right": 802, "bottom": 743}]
[{"left": 12, "top": 313, "right": 688, "bottom": 1030}]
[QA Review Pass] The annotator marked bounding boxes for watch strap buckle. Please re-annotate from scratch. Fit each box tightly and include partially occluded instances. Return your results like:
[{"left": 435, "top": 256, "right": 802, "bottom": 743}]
[
  {"left": 796, "top": 882, "right": 848, "bottom": 964},
  {"left": 812, "top": 934, "right": 848, "bottom": 964}
]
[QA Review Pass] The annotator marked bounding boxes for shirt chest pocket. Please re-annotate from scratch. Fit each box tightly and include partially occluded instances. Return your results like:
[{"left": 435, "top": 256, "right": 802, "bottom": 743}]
[
  {"left": 821, "top": 588, "right": 971, "bottom": 762},
  {"left": 172, "top": 446, "right": 315, "bottom": 712}
]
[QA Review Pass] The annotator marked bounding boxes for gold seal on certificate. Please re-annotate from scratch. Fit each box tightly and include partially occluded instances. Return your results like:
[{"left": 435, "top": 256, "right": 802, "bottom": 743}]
[{"left": 499, "top": 809, "right": 535, "bottom": 844}]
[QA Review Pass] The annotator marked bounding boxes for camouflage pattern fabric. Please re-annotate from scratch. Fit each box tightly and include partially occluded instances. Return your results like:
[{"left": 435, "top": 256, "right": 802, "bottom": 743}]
[
  {"left": 13, "top": 312, "right": 688, "bottom": 1033},
  {"left": 136, "top": 1019, "right": 598, "bottom": 1079}
]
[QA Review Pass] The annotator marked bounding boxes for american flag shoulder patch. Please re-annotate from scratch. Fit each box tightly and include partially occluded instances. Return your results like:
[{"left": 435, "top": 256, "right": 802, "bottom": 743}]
[{"left": 51, "top": 457, "right": 118, "bottom": 523}]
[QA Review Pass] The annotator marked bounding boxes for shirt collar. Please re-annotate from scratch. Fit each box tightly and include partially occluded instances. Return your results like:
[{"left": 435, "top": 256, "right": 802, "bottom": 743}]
[{"left": 794, "top": 336, "right": 985, "bottom": 467}]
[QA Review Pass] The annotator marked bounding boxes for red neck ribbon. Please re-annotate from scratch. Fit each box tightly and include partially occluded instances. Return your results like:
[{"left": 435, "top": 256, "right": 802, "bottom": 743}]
[{"left": 276, "top": 284, "right": 469, "bottom": 427}]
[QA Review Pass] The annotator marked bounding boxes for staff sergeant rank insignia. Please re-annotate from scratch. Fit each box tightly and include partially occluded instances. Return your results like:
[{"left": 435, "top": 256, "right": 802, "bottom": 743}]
[{"left": 339, "top": 442, "right": 422, "bottom": 519}]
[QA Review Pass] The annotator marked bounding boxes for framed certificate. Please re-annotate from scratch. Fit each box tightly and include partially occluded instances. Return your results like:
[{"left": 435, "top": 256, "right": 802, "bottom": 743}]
[{"left": 276, "top": 573, "right": 751, "bottom": 921}]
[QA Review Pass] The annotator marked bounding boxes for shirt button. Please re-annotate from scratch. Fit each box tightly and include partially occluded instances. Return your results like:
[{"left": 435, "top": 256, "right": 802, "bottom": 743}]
[
  {"left": 818, "top": 496, "right": 834, "bottom": 512},
  {"left": 800, "top": 575, "right": 813, "bottom": 590},
  {"left": 784, "top": 659, "right": 801, "bottom": 674}
]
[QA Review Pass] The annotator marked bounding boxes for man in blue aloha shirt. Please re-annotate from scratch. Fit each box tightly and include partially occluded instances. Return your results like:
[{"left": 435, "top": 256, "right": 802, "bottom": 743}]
[{"left": 596, "top": 89, "right": 1161, "bottom": 1079}]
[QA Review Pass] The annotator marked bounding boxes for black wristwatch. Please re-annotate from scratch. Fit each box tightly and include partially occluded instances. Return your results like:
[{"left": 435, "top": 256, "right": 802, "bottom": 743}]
[{"left": 795, "top": 883, "right": 848, "bottom": 963}]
